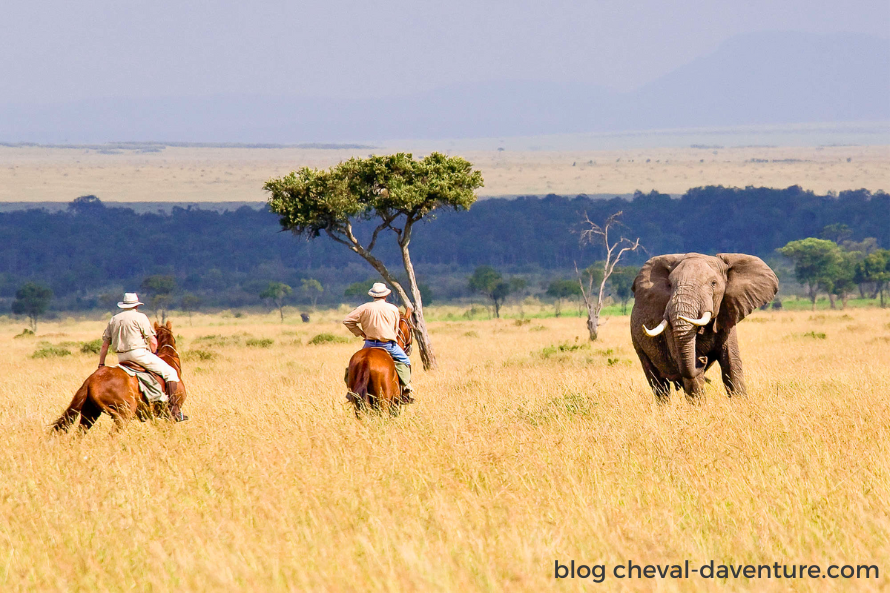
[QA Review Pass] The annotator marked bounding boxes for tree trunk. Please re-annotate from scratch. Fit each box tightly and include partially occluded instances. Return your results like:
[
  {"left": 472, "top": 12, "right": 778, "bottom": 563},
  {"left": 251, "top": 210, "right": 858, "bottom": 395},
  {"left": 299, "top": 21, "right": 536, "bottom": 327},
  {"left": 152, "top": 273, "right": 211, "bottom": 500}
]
[
  {"left": 828, "top": 293, "right": 837, "bottom": 309},
  {"left": 586, "top": 307, "right": 599, "bottom": 341},
  {"left": 493, "top": 299, "right": 501, "bottom": 318},
  {"left": 398, "top": 221, "right": 437, "bottom": 370}
]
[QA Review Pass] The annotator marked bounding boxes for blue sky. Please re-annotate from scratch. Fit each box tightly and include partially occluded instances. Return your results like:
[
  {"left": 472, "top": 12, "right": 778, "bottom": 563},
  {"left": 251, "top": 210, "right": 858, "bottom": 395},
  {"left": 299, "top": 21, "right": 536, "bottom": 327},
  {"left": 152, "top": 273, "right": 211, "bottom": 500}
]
[{"left": 3, "top": 0, "right": 888, "bottom": 105}]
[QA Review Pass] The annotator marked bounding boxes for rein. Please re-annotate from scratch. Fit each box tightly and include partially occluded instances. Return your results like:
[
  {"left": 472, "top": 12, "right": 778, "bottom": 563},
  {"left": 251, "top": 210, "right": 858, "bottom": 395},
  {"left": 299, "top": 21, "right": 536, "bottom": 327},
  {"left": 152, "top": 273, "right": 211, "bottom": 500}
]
[
  {"left": 158, "top": 343, "right": 179, "bottom": 356},
  {"left": 156, "top": 336, "right": 182, "bottom": 371},
  {"left": 397, "top": 316, "right": 414, "bottom": 355}
]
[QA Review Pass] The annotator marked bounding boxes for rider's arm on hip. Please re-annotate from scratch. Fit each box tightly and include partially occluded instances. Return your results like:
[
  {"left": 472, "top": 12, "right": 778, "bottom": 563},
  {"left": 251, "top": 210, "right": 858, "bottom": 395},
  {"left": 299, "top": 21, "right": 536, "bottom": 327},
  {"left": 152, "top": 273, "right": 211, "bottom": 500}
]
[{"left": 343, "top": 307, "right": 367, "bottom": 339}]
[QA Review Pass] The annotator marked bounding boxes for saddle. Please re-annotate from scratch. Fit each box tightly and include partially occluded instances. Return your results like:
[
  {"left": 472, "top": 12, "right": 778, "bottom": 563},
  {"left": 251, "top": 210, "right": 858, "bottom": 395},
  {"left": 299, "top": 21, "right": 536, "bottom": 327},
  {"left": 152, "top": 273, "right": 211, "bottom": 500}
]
[{"left": 117, "top": 360, "right": 167, "bottom": 393}]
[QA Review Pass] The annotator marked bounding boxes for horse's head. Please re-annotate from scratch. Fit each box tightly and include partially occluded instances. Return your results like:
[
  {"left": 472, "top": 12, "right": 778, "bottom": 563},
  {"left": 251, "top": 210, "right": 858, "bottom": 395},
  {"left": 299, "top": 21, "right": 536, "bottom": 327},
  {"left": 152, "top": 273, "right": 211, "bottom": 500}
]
[
  {"left": 397, "top": 310, "right": 414, "bottom": 356},
  {"left": 153, "top": 320, "right": 177, "bottom": 349}
]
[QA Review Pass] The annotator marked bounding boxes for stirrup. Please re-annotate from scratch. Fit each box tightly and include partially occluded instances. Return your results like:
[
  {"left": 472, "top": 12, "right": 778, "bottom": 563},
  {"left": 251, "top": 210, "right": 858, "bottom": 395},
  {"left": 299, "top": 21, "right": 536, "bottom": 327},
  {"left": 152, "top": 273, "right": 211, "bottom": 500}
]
[{"left": 399, "top": 387, "right": 415, "bottom": 404}]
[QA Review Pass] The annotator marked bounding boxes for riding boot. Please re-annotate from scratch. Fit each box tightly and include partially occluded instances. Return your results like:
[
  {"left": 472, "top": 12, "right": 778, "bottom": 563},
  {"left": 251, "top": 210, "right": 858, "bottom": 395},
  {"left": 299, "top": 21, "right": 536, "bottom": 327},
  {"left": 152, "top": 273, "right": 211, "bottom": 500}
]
[
  {"left": 163, "top": 381, "right": 188, "bottom": 422},
  {"left": 393, "top": 362, "right": 414, "bottom": 403}
]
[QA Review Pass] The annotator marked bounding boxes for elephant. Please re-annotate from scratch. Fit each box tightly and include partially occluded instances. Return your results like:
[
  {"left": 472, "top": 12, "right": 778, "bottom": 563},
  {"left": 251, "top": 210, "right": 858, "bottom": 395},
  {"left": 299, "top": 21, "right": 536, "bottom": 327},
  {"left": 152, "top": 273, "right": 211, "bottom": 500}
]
[{"left": 630, "top": 253, "right": 778, "bottom": 401}]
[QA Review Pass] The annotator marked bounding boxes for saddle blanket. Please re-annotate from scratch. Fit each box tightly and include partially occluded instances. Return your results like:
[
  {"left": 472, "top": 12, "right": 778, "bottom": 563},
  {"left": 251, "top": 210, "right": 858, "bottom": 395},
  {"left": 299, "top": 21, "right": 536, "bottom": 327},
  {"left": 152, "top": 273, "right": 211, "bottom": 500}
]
[{"left": 116, "top": 364, "right": 167, "bottom": 403}]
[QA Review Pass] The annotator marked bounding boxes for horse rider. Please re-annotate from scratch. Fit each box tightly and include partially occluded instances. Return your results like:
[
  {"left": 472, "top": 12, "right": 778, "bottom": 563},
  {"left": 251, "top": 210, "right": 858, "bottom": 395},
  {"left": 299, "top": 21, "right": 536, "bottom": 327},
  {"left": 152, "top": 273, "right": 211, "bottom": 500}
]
[
  {"left": 343, "top": 282, "right": 414, "bottom": 396},
  {"left": 97, "top": 292, "right": 186, "bottom": 421}
]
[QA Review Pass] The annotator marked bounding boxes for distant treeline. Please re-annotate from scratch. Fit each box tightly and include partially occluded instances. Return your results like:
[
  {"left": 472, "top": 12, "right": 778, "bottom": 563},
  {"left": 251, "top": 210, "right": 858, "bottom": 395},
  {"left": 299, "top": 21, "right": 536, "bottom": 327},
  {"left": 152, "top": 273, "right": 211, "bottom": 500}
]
[{"left": 0, "top": 186, "right": 886, "bottom": 311}]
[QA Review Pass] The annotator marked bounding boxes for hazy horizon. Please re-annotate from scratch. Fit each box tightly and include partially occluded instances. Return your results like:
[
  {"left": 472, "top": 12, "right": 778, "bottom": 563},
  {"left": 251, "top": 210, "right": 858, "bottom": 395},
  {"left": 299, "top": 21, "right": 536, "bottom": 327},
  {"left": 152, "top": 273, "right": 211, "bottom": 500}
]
[{"left": 2, "top": 2, "right": 888, "bottom": 143}]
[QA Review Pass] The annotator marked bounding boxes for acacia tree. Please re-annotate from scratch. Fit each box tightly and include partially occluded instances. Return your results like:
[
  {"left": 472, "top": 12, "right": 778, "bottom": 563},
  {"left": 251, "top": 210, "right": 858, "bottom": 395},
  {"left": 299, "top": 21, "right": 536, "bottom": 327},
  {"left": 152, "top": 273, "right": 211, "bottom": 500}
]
[
  {"left": 830, "top": 250, "right": 861, "bottom": 309},
  {"left": 260, "top": 281, "right": 292, "bottom": 322},
  {"left": 12, "top": 282, "right": 53, "bottom": 331},
  {"left": 141, "top": 275, "right": 177, "bottom": 322},
  {"left": 546, "top": 279, "right": 580, "bottom": 317},
  {"left": 779, "top": 238, "right": 842, "bottom": 310},
  {"left": 301, "top": 278, "right": 323, "bottom": 308},
  {"left": 181, "top": 293, "right": 201, "bottom": 325},
  {"left": 609, "top": 266, "right": 638, "bottom": 314},
  {"left": 854, "top": 249, "right": 890, "bottom": 307},
  {"left": 468, "top": 266, "right": 516, "bottom": 318},
  {"left": 266, "top": 152, "right": 483, "bottom": 370},
  {"left": 575, "top": 212, "right": 641, "bottom": 341}
]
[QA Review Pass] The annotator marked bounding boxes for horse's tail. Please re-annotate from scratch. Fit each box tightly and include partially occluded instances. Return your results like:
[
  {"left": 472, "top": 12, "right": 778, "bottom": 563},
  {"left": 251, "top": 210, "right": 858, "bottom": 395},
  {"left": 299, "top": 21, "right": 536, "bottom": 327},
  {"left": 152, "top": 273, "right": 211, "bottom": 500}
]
[
  {"left": 51, "top": 376, "right": 91, "bottom": 432},
  {"left": 349, "top": 360, "right": 373, "bottom": 408}
]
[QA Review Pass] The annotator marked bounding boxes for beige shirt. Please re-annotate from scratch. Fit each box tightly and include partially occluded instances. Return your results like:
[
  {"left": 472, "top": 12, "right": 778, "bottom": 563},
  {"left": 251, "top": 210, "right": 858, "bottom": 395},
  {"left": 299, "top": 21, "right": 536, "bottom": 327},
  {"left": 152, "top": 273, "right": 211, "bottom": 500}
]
[
  {"left": 102, "top": 309, "right": 156, "bottom": 353},
  {"left": 343, "top": 299, "right": 400, "bottom": 342}
]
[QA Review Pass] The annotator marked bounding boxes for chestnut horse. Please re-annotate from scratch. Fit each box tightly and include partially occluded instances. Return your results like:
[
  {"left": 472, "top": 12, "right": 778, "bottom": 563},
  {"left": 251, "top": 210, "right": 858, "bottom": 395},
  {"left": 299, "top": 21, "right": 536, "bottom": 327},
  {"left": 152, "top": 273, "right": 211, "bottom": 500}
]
[
  {"left": 346, "top": 310, "right": 413, "bottom": 416},
  {"left": 52, "top": 321, "right": 186, "bottom": 432}
]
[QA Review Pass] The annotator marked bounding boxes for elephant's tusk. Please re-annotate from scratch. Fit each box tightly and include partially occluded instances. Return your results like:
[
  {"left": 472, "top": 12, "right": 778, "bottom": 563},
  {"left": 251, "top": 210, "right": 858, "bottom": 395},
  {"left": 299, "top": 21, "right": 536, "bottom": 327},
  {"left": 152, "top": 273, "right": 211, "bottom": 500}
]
[
  {"left": 643, "top": 319, "right": 668, "bottom": 337},
  {"left": 677, "top": 311, "right": 712, "bottom": 326}
]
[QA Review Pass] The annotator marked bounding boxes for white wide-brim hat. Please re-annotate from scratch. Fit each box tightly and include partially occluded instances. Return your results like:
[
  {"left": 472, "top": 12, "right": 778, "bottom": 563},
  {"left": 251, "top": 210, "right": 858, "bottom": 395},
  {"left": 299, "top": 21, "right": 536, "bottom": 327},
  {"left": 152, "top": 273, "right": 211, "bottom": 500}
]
[
  {"left": 117, "top": 292, "right": 144, "bottom": 309},
  {"left": 368, "top": 282, "right": 391, "bottom": 298}
]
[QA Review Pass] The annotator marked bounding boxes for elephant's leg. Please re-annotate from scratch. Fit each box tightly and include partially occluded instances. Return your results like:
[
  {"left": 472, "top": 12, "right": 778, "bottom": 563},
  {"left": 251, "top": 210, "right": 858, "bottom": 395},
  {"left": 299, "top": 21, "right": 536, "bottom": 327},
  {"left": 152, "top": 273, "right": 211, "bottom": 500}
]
[
  {"left": 635, "top": 346, "right": 673, "bottom": 403},
  {"left": 717, "top": 328, "right": 746, "bottom": 397}
]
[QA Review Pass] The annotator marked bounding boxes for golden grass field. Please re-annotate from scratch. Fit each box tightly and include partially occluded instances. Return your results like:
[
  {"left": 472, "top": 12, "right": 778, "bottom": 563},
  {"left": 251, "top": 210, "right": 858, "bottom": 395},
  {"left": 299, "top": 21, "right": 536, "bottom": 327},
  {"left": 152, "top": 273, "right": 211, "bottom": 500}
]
[
  {"left": 0, "top": 143, "right": 887, "bottom": 202},
  {"left": 1, "top": 306, "right": 888, "bottom": 591}
]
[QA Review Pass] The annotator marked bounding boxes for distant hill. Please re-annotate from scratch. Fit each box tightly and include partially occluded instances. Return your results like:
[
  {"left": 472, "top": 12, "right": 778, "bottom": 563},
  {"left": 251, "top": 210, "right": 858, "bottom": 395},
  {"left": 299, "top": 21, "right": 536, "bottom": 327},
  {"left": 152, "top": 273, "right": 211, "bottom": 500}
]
[{"left": 1, "top": 32, "right": 887, "bottom": 143}]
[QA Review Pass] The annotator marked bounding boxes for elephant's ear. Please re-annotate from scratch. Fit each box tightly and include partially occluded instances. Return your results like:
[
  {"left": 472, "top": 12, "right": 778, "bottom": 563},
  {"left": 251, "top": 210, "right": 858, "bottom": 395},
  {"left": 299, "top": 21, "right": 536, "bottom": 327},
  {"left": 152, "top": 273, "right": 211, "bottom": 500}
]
[
  {"left": 632, "top": 254, "right": 685, "bottom": 314},
  {"left": 716, "top": 254, "right": 779, "bottom": 330}
]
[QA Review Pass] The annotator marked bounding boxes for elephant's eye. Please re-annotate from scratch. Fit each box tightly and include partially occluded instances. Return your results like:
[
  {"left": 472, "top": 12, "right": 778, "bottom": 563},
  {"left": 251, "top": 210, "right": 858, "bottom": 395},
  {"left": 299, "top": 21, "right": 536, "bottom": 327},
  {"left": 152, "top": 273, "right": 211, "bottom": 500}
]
[{"left": 711, "top": 281, "right": 717, "bottom": 287}]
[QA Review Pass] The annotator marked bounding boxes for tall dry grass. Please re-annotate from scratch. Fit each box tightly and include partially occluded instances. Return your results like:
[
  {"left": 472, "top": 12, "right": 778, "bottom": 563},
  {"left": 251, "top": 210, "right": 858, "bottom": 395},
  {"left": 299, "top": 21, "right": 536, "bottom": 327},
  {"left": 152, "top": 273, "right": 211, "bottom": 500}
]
[{"left": 0, "top": 308, "right": 888, "bottom": 591}]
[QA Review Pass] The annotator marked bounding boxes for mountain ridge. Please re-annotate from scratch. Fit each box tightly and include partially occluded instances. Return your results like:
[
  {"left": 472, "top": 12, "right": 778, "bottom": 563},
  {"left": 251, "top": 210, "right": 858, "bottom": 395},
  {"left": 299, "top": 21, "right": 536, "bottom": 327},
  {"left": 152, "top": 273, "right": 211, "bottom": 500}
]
[{"left": 2, "top": 31, "right": 887, "bottom": 143}]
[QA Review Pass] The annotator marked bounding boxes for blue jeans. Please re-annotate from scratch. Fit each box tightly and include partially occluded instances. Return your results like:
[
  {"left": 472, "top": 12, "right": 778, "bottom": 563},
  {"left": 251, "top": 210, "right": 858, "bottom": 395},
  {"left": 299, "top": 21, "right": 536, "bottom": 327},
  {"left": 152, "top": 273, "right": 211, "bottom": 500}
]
[{"left": 363, "top": 340, "right": 411, "bottom": 366}]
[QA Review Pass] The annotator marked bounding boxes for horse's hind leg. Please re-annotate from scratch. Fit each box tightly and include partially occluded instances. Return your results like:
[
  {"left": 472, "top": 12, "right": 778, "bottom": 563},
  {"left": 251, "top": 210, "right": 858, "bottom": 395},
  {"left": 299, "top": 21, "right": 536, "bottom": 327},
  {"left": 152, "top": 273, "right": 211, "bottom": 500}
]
[
  {"left": 106, "top": 403, "right": 137, "bottom": 433},
  {"left": 77, "top": 399, "right": 102, "bottom": 432}
]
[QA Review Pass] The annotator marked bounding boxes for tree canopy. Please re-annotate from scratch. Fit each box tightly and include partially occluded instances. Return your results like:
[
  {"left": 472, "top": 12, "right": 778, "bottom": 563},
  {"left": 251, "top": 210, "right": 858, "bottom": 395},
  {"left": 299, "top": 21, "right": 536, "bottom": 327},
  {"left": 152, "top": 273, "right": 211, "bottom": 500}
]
[
  {"left": 265, "top": 152, "right": 484, "bottom": 369},
  {"left": 12, "top": 282, "right": 53, "bottom": 331},
  {"left": 260, "top": 281, "right": 292, "bottom": 321}
]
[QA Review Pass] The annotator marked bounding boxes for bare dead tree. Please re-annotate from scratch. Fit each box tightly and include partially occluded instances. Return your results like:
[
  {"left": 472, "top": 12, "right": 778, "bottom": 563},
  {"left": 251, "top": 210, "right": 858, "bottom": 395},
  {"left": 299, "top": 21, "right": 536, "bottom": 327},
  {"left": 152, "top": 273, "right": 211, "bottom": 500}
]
[{"left": 576, "top": 211, "right": 641, "bottom": 341}]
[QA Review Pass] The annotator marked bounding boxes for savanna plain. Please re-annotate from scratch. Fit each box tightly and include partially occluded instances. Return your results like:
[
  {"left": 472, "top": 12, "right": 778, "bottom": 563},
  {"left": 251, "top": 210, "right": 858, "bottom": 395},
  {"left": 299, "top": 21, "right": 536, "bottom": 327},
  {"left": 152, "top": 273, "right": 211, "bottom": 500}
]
[
  {"left": 1, "top": 306, "right": 888, "bottom": 591},
  {"left": 1, "top": 143, "right": 888, "bottom": 202}
]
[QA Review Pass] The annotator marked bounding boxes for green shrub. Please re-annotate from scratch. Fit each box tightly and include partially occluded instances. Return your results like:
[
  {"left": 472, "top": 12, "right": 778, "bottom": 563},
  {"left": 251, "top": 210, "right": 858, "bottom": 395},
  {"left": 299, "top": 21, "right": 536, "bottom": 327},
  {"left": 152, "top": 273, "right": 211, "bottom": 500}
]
[
  {"left": 14, "top": 328, "right": 35, "bottom": 339},
  {"left": 539, "top": 340, "right": 587, "bottom": 358},
  {"left": 803, "top": 331, "right": 827, "bottom": 339},
  {"left": 246, "top": 338, "right": 274, "bottom": 348},
  {"left": 80, "top": 339, "right": 103, "bottom": 354},
  {"left": 195, "top": 334, "right": 246, "bottom": 347},
  {"left": 184, "top": 349, "right": 217, "bottom": 361},
  {"left": 32, "top": 344, "right": 72, "bottom": 358},
  {"left": 309, "top": 333, "right": 350, "bottom": 345}
]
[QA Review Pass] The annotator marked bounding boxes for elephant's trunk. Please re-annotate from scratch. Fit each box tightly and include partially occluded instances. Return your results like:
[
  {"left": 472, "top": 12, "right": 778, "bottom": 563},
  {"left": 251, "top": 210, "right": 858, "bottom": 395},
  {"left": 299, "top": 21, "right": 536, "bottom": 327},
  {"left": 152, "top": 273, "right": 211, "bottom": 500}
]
[
  {"left": 673, "top": 320, "right": 700, "bottom": 379},
  {"left": 668, "top": 285, "right": 710, "bottom": 379}
]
